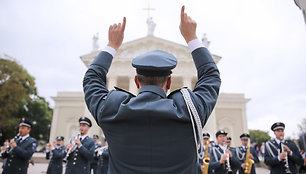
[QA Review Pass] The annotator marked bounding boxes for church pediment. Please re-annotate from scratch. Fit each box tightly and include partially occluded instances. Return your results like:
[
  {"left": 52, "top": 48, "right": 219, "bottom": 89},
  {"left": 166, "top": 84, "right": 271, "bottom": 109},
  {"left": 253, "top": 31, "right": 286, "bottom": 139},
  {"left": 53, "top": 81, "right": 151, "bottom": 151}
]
[{"left": 80, "top": 35, "right": 221, "bottom": 68}]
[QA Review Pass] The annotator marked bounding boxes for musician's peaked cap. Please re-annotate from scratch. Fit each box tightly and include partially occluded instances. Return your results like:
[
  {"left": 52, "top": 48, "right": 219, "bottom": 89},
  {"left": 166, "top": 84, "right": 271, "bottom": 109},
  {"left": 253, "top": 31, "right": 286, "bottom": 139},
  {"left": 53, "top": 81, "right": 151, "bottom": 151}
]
[
  {"left": 271, "top": 122, "right": 285, "bottom": 131},
  {"left": 19, "top": 117, "right": 32, "bottom": 128},
  {"left": 203, "top": 132, "right": 210, "bottom": 139},
  {"left": 56, "top": 136, "right": 64, "bottom": 141},
  {"left": 132, "top": 50, "right": 177, "bottom": 76},
  {"left": 79, "top": 116, "right": 92, "bottom": 127},
  {"left": 216, "top": 130, "right": 227, "bottom": 137},
  {"left": 240, "top": 133, "right": 250, "bottom": 140}
]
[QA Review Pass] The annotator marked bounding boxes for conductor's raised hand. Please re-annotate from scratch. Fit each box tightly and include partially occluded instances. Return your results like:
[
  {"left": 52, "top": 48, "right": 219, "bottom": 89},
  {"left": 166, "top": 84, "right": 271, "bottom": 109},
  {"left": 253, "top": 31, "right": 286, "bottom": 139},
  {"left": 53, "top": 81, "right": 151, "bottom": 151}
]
[
  {"left": 107, "top": 17, "right": 126, "bottom": 51},
  {"left": 179, "top": 6, "right": 197, "bottom": 43}
]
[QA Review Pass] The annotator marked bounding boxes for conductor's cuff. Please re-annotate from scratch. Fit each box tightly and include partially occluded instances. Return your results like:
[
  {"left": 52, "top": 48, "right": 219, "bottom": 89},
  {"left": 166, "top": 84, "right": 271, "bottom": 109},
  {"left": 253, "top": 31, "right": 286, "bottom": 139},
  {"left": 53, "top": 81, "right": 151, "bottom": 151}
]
[
  {"left": 188, "top": 39, "right": 205, "bottom": 52},
  {"left": 102, "top": 46, "right": 116, "bottom": 57}
]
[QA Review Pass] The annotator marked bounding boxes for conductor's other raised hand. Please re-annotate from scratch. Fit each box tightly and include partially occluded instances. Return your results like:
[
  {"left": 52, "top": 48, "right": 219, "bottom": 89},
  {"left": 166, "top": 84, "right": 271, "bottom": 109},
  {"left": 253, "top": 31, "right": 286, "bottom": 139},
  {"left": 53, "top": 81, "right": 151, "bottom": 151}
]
[
  {"left": 107, "top": 17, "right": 126, "bottom": 51},
  {"left": 179, "top": 6, "right": 197, "bottom": 43}
]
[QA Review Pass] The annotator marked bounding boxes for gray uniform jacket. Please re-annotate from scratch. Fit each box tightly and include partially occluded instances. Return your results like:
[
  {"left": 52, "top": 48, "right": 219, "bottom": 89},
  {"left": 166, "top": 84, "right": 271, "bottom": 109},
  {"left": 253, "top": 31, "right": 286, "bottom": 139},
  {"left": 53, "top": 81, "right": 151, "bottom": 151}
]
[
  {"left": 1, "top": 136, "right": 37, "bottom": 174},
  {"left": 46, "top": 145, "right": 66, "bottom": 174},
  {"left": 83, "top": 47, "right": 221, "bottom": 174},
  {"left": 236, "top": 146, "right": 259, "bottom": 174},
  {"left": 65, "top": 136, "right": 95, "bottom": 174},
  {"left": 264, "top": 139, "right": 303, "bottom": 174},
  {"left": 209, "top": 145, "right": 241, "bottom": 174}
]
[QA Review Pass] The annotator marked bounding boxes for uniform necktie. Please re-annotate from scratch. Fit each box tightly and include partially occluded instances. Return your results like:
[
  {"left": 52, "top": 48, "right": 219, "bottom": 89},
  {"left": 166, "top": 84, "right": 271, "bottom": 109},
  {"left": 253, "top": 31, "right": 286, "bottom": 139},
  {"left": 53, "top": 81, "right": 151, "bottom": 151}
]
[{"left": 80, "top": 137, "right": 82, "bottom": 142}]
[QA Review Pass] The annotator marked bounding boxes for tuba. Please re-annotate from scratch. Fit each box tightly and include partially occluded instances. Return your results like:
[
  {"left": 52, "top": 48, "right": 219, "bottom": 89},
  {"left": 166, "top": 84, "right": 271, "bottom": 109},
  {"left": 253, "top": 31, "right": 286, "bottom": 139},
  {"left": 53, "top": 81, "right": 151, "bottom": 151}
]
[
  {"left": 244, "top": 146, "right": 254, "bottom": 174},
  {"left": 280, "top": 136, "right": 291, "bottom": 174},
  {"left": 63, "top": 134, "right": 80, "bottom": 163},
  {"left": 223, "top": 142, "right": 233, "bottom": 174},
  {"left": 202, "top": 142, "right": 210, "bottom": 174}
]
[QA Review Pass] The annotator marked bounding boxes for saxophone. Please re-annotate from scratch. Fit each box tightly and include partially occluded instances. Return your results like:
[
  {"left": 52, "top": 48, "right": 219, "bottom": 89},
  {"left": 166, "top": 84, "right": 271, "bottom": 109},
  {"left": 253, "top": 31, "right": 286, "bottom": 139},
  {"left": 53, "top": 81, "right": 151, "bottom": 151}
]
[
  {"left": 63, "top": 134, "right": 80, "bottom": 163},
  {"left": 244, "top": 146, "right": 254, "bottom": 174},
  {"left": 223, "top": 142, "right": 233, "bottom": 174},
  {"left": 202, "top": 142, "right": 210, "bottom": 174},
  {"left": 280, "top": 136, "right": 291, "bottom": 174}
]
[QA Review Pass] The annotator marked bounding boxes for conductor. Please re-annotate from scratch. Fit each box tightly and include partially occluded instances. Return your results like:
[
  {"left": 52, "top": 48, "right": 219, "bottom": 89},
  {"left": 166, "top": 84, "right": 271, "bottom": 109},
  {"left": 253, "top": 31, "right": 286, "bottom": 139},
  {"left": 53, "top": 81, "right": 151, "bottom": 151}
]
[{"left": 83, "top": 5, "right": 221, "bottom": 174}]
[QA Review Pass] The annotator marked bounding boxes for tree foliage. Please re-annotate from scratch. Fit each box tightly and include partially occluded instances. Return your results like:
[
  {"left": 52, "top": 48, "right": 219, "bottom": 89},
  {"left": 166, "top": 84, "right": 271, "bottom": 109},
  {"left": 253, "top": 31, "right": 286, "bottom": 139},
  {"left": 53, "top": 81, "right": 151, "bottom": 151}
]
[
  {"left": 249, "top": 129, "right": 271, "bottom": 146},
  {"left": 0, "top": 58, "right": 52, "bottom": 144}
]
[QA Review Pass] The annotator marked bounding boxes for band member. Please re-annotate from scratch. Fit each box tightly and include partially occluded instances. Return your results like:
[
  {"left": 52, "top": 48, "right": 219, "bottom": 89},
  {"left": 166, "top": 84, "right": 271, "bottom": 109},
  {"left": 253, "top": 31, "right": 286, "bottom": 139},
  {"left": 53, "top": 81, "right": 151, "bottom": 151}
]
[
  {"left": 46, "top": 136, "right": 66, "bottom": 174},
  {"left": 236, "top": 133, "right": 259, "bottom": 174},
  {"left": 226, "top": 136, "right": 240, "bottom": 173},
  {"left": 199, "top": 132, "right": 212, "bottom": 174},
  {"left": 83, "top": 5, "right": 221, "bottom": 173},
  {"left": 209, "top": 130, "right": 240, "bottom": 174},
  {"left": 65, "top": 117, "right": 95, "bottom": 174},
  {"left": 91, "top": 134, "right": 102, "bottom": 174},
  {"left": 1, "top": 118, "right": 37, "bottom": 174},
  {"left": 97, "top": 138, "right": 109, "bottom": 174},
  {"left": 264, "top": 122, "right": 303, "bottom": 174}
]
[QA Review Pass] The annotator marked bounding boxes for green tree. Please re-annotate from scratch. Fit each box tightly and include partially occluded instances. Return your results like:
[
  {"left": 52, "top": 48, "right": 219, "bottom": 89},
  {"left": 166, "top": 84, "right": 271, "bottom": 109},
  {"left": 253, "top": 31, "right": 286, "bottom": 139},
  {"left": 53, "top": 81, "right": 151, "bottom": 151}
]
[
  {"left": 249, "top": 129, "right": 271, "bottom": 146},
  {"left": 0, "top": 57, "right": 52, "bottom": 144}
]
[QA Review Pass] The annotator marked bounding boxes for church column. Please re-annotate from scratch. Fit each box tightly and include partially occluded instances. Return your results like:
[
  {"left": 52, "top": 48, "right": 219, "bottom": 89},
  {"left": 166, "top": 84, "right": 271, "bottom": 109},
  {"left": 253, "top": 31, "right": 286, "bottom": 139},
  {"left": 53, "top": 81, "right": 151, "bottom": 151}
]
[
  {"left": 108, "top": 76, "right": 117, "bottom": 90},
  {"left": 129, "top": 76, "right": 138, "bottom": 95},
  {"left": 183, "top": 77, "right": 192, "bottom": 89}
]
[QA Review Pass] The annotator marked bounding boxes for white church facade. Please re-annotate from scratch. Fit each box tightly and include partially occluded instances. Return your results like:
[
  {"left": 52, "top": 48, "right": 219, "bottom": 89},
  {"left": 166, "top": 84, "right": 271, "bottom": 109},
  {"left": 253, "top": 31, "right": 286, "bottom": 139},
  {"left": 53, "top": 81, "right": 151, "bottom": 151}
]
[{"left": 49, "top": 34, "right": 250, "bottom": 147}]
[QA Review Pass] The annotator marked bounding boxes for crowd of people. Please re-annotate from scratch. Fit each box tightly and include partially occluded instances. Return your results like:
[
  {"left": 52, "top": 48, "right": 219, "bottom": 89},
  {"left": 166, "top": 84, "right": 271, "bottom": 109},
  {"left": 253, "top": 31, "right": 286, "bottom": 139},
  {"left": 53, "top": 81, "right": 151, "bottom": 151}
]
[{"left": 1, "top": 5, "right": 306, "bottom": 174}]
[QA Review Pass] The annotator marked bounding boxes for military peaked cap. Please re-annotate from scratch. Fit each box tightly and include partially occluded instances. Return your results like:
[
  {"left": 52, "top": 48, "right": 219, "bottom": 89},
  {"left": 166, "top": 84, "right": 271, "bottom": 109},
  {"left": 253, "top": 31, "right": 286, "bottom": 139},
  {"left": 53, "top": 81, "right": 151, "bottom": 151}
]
[
  {"left": 132, "top": 50, "right": 177, "bottom": 76},
  {"left": 271, "top": 122, "right": 285, "bottom": 131},
  {"left": 79, "top": 116, "right": 92, "bottom": 127}
]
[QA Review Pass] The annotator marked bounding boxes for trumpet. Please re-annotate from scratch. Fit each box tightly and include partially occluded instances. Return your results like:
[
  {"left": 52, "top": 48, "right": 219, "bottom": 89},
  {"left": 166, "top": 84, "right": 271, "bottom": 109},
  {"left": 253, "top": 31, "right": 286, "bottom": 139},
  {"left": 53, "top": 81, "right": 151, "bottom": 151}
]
[
  {"left": 63, "top": 134, "right": 80, "bottom": 163},
  {"left": 202, "top": 142, "right": 210, "bottom": 174},
  {"left": 223, "top": 142, "right": 233, "bottom": 174},
  {"left": 280, "top": 136, "right": 291, "bottom": 174},
  {"left": 244, "top": 146, "right": 254, "bottom": 174}
]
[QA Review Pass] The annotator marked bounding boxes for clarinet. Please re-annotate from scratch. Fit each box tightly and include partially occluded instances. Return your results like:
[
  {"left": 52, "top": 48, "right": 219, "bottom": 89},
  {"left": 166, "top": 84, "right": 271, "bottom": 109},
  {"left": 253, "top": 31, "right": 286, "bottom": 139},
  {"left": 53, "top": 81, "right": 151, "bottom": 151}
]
[
  {"left": 63, "top": 134, "right": 80, "bottom": 163},
  {"left": 5, "top": 133, "right": 20, "bottom": 154},
  {"left": 223, "top": 142, "right": 233, "bottom": 174},
  {"left": 280, "top": 136, "right": 291, "bottom": 174}
]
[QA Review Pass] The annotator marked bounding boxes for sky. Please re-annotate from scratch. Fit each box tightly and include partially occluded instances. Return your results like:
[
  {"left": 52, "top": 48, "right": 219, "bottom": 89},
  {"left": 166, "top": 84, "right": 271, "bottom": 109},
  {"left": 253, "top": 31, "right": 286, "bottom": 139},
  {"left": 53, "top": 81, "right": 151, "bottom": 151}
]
[{"left": 1, "top": 0, "right": 305, "bottom": 139}]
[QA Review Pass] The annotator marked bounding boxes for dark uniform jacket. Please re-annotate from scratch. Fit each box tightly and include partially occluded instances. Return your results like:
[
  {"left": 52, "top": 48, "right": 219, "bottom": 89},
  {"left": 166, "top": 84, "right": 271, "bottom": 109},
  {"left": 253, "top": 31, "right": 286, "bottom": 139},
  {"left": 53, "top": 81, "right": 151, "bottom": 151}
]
[
  {"left": 1, "top": 136, "right": 37, "bottom": 174},
  {"left": 83, "top": 47, "right": 221, "bottom": 174},
  {"left": 97, "top": 146, "right": 109, "bottom": 174},
  {"left": 65, "top": 136, "right": 95, "bottom": 174},
  {"left": 264, "top": 139, "right": 303, "bottom": 174},
  {"left": 236, "top": 146, "right": 259, "bottom": 174},
  {"left": 46, "top": 145, "right": 66, "bottom": 174},
  {"left": 90, "top": 142, "right": 102, "bottom": 174},
  {"left": 209, "top": 144, "right": 241, "bottom": 174}
]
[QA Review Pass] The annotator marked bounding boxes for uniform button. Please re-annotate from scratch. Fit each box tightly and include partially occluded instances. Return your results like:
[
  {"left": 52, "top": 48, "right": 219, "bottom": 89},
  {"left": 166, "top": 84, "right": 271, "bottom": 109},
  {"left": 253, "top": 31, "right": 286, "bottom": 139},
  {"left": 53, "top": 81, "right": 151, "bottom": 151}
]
[
  {"left": 9, "top": 159, "right": 12, "bottom": 162},
  {"left": 11, "top": 155, "right": 14, "bottom": 157},
  {"left": 74, "top": 158, "right": 77, "bottom": 160},
  {"left": 75, "top": 153, "right": 78, "bottom": 156},
  {"left": 73, "top": 162, "right": 76, "bottom": 165},
  {"left": 8, "top": 164, "right": 10, "bottom": 166}
]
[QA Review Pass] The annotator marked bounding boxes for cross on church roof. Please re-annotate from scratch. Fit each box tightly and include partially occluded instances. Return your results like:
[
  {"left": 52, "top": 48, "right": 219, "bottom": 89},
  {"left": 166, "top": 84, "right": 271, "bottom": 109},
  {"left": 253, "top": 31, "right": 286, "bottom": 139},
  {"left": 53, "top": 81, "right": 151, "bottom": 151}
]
[{"left": 142, "top": 3, "right": 155, "bottom": 18}]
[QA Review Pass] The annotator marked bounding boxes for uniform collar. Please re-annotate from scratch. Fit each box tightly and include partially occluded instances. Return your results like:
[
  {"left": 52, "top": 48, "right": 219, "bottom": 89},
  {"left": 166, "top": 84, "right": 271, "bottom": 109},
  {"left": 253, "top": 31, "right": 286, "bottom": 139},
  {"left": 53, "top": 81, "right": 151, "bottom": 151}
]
[
  {"left": 79, "top": 134, "right": 88, "bottom": 141},
  {"left": 139, "top": 85, "right": 167, "bottom": 98},
  {"left": 274, "top": 138, "right": 284, "bottom": 145},
  {"left": 19, "top": 134, "right": 29, "bottom": 142}
]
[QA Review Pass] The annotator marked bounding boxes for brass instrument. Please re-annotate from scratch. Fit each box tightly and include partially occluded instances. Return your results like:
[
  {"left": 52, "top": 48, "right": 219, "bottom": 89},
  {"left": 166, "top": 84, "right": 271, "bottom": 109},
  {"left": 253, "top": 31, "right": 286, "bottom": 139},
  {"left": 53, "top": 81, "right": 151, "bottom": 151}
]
[
  {"left": 63, "top": 134, "right": 80, "bottom": 163},
  {"left": 244, "top": 146, "right": 254, "bottom": 174},
  {"left": 223, "top": 142, "right": 233, "bottom": 174},
  {"left": 280, "top": 136, "right": 291, "bottom": 174},
  {"left": 202, "top": 142, "right": 210, "bottom": 174}
]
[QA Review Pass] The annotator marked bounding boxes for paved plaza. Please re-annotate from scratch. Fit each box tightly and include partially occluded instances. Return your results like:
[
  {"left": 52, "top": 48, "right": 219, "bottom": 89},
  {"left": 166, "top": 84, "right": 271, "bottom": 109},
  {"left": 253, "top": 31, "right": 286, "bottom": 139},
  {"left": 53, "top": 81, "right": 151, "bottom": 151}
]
[{"left": 0, "top": 161, "right": 270, "bottom": 174}]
